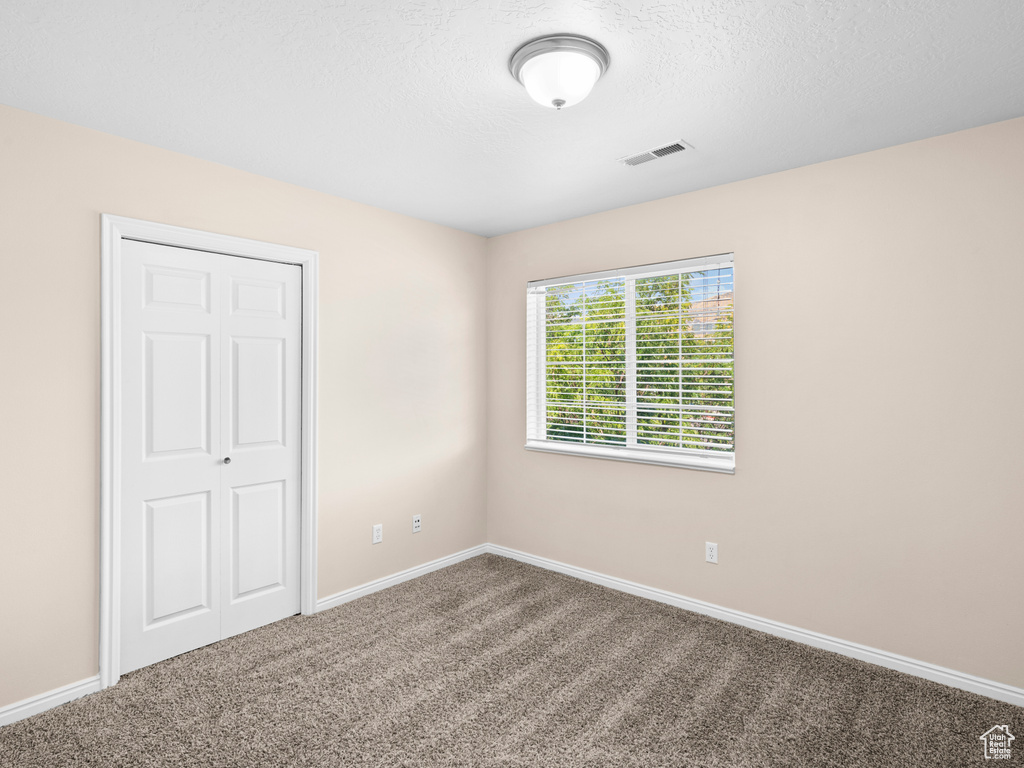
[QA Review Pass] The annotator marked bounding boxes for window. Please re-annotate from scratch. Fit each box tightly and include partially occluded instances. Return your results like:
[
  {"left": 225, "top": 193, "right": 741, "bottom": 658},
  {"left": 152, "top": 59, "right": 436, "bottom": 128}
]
[{"left": 526, "top": 254, "right": 734, "bottom": 473}]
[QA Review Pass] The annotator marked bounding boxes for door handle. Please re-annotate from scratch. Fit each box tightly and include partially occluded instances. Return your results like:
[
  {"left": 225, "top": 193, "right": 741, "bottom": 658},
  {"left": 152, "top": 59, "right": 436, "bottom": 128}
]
[{"left": 223, "top": 457, "right": 231, "bottom": 465}]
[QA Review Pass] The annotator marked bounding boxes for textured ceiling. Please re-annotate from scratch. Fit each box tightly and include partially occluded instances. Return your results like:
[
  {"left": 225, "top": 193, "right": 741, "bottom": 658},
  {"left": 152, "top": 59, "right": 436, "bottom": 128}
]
[{"left": 2, "top": 1, "right": 1023, "bottom": 236}]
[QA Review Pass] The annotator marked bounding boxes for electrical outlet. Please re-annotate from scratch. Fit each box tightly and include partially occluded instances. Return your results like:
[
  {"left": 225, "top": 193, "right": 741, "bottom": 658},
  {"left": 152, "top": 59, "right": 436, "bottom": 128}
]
[
  {"left": 412, "top": 514, "right": 421, "bottom": 533},
  {"left": 705, "top": 541, "right": 718, "bottom": 564},
  {"left": 372, "top": 524, "right": 383, "bottom": 545}
]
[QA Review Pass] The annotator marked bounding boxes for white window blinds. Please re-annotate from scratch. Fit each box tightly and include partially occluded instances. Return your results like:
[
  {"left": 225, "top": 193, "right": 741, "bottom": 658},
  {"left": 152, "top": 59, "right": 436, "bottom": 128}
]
[{"left": 526, "top": 254, "right": 735, "bottom": 473}]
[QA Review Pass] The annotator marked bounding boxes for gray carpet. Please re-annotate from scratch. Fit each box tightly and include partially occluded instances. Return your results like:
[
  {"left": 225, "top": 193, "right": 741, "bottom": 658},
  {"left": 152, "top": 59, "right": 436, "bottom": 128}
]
[{"left": 1, "top": 554, "right": 1019, "bottom": 767}]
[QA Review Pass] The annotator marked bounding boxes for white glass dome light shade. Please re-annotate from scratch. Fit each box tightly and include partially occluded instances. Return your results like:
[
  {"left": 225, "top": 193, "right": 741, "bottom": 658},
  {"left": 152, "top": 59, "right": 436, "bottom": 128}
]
[
  {"left": 520, "top": 50, "right": 601, "bottom": 109},
  {"left": 509, "top": 34, "right": 610, "bottom": 110}
]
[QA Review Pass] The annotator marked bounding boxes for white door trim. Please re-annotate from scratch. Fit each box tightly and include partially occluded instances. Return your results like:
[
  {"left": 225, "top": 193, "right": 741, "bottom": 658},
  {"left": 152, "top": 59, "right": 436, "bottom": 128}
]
[{"left": 100, "top": 214, "right": 319, "bottom": 689}]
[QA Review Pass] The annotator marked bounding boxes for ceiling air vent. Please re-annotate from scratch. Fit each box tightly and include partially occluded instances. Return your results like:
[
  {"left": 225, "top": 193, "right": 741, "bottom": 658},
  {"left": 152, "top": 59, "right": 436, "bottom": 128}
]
[{"left": 619, "top": 140, "right": 691, "bottom": 167}]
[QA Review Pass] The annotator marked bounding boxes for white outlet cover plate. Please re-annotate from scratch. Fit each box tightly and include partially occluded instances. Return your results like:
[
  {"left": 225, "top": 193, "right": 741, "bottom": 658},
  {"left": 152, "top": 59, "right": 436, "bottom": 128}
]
[
  {"left": 706, "top": 542, "right": 718, "bottom": 564},
  {"left": 372, "top": 524, "right": 383, "bottom": 544}
]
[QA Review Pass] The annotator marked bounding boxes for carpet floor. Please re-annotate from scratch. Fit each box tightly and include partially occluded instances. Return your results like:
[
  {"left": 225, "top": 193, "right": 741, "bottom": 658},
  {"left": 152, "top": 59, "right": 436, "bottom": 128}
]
[{"left": 1, "top": 554, "right": 1019, "bottom": 767}]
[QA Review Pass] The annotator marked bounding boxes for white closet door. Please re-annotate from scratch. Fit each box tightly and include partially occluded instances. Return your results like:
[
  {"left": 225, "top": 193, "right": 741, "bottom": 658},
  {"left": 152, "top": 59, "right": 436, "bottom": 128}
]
[
  {"left": 119, "top": 240, "right": 301, "bottom": 674},
  {"left": 219, "top": 255, "right": 301, "bottom": 640}
]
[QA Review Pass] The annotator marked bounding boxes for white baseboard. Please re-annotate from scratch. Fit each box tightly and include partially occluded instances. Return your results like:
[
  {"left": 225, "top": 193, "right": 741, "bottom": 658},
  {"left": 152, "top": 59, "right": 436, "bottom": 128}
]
[
  {"left": 0, "top": 675, "right": 102, "bottom": 727},
  {"left": 484, "top": 544, "right": 1024, "bottom": 708},
  {"left": 315, "top": 544, "right": 489, "bottom": 613}
]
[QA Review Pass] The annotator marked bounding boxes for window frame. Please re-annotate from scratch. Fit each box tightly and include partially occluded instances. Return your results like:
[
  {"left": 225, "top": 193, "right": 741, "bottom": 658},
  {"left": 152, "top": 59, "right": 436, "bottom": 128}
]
[{"left": 525, "top": 254, "right": 735, "bottom": 474}]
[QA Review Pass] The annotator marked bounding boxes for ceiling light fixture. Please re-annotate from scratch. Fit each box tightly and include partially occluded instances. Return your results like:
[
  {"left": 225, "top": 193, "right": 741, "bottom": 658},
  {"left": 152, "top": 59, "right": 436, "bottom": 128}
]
[{"left": 509, "top": 34, "right": 610, "bottom": 110}]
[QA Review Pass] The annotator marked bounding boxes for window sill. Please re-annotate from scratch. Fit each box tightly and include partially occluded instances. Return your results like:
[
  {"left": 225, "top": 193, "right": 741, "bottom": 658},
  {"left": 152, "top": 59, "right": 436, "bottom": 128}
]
[{"left": 524, "top": 440, "right": 735, "bottom": 474}]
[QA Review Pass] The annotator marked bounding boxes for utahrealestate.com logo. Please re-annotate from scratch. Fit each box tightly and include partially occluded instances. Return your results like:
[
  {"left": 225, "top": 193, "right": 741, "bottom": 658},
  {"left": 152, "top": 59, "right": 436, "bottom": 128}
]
[{"left": 980, "top": 726, "right": 1015, "bottom": 760}]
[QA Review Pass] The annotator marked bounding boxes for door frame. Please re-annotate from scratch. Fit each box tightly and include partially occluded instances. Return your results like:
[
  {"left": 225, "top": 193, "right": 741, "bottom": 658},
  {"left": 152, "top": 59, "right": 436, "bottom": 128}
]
[{"left": 99, "top": 214, "right": 319, "bottom": 688}]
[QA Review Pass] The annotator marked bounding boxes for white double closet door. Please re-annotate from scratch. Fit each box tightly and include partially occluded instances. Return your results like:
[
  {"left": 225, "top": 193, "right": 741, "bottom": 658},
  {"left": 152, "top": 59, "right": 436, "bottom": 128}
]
[{"left": 120, "top": 240, "right": 302, "bottom": 674}]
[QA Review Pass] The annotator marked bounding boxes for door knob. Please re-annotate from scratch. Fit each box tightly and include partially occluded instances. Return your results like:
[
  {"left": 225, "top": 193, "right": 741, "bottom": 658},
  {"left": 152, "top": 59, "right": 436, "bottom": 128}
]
[{"left": 223, "top": 457, "right": 231, "bottom": 464}]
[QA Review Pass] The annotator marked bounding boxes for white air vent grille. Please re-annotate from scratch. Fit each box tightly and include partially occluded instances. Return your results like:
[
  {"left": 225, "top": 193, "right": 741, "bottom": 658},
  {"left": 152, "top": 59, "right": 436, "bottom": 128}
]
[
  {"left": 619, "top": 140, "right": 691, "bottom": 167},
  {"left": 623, "top": 153, "right": 657, "bottom": 166}
]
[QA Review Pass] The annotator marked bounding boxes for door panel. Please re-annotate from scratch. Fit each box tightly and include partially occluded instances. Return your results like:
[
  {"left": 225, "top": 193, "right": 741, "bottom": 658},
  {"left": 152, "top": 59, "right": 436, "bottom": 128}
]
[
  {"left": 121, "top": 240, "right": 301, "bottom": 673},
  {"left": 145, "top": 491, "right": 213, "bottom": 624},
  {"left": 145, "top": 333, "right": 211, "bottom": 456},
  {"left": 145, "top": 265, "right": 211, "bottom": 312},
  {"left": 231, "top": 481, "right": 286, "bottom": 599},
  {"left": 231, "top": 276, "right": 285, "bottom": 318},
  {"left": 232, "top": 337, "right": 285, "bottom": 448}
]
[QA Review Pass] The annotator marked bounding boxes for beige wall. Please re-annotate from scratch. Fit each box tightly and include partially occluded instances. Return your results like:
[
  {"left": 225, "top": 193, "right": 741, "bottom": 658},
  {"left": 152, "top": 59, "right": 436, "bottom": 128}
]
[
  {"left": 3, "top": 102, "right": 1021, "bottom": 712},
  {"left": 0, "top": 104, "right": 488, "bottom": 708},
  {"left": 485, "top": 118, "right": 1024, "bottom": 689}
]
